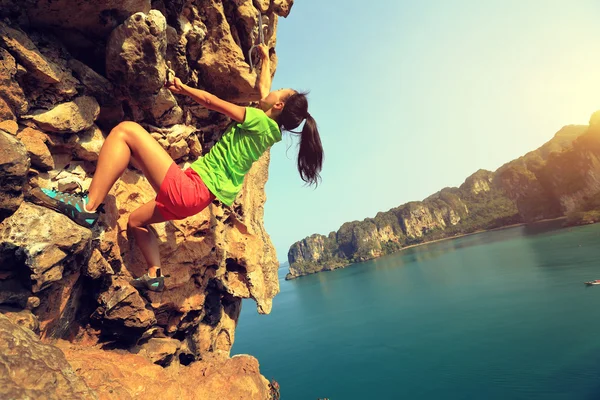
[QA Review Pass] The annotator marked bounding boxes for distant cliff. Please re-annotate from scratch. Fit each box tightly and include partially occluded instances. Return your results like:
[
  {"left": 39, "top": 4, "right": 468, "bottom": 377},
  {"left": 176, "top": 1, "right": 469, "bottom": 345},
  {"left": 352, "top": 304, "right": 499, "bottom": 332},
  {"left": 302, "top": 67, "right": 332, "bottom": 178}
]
[{"left": 287, "top": 114, "right": 600, "bottom": 280}]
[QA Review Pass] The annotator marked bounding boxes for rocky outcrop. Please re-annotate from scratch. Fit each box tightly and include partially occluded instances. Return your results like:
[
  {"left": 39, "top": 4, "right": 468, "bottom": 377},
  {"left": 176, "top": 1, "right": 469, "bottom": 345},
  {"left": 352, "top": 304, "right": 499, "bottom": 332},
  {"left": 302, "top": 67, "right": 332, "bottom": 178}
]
[
  {"left": 534, "top": 120, "right": 600, "bottom": 215},
  {"left": 0, "top": 21, "right": 80, "bottom": 108},
  {"left": 26, "top": 0, "right": 152, "bottom": 39},
  {"left": 0, "top": 202, "right": 91, "bottom": 293},
  {"left": 17, "top": 127, "right": 54, "bottom": 170},
  {"left": 0, "top": 306, "right": 40, "bottom": 333},
  {"left": 57, "top": 341, "right": 273, "bottom": 399},
  {"left": 23, "top": 96, "right": 100, "bottom": 133},
  {"left": 1, "top": 313, "right": 274, "bottom": 399},
  {"left": 194, "top": 0, "right": 279, "bottom": 102},
  {"left": 495, "top": 124, "right": 592, "bottom": 221},
  {"left": 0, "top": 131, "right": 29, "bottom": 222},
  {"left": 0, "top": 21, "right": 63, "bottom": 85},
  {"left": 0, "top": 0, "right": 294, "bottom": 398},
  {"left": 288, "top": 234, "right": 326, "bottom": 265},
  {"left": 397, "top": 200, "right": 463, "bottom": 238},
  {"left": 0, "top": 314, "right": 97, "bottom": 400},
  {"left": 106, "top": 10, "right": 182, "bottom": 125},
  {"left": 288, "top": 180, "right": 486, "bottom": 279},
  {"left": 461, "top": 169, "right": 492, "bottom": 195},
  {"left": 286, "top": 232, "right": 345, "bottom": 280},
  {"left": 288, "top": 122, "right": 598, "bottom": 279},
  {"left": 0, "top": 47, "right": 28, "bottom": 120}
]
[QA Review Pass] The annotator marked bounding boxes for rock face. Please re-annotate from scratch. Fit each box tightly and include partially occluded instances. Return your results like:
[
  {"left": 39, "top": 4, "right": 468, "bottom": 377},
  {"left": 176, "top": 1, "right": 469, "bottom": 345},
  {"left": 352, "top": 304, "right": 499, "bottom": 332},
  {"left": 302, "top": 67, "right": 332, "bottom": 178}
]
[
  {"left": 289, "top": 123, "right": 598, "bottom": 279},
  {"left": 0, "top": 314, "right": 97, "bottom": 400},
  {"left": 0, "top": 21, "right": 62, "bottom": 84},
  {"left": 17, "top": 127, "right": 54, "bottom": 170},
  {"left": 194, "top": 0, "right": 279, "bottom": 102},
  {"left": 495, "top": 125, "right": 589, "bottom": 221},
  {"left": 0, "top": 1, "right": 294, "bottom": 398},
  {"left": 106, "top": 11, "right": 182, "bottom": 125},
  {"left": 1, "top": 313, "right": 273, "bottom": 399},
  {"left": 23, "top": 96, "right": 100, "bottom": 133},
  {"left": 0, "top": 306, "right": 40, "bottom": 333},
  {"left": 0, "top": 47, "right": 28, "bottom": 120},
  {"left": 0, "top": 202, "right": 92, "bottom": 293},
  {"left": 0, "top": 131, "right": 29, "bottom": 222},
  {"left": 57, "top": 341, "right": 273, "bottom": 399},
  {"left": 463, "top": 169, "right": 492, "bottom": 195},
  {"left": 27, "top": 0, "right": 152, "bottom": 39}
]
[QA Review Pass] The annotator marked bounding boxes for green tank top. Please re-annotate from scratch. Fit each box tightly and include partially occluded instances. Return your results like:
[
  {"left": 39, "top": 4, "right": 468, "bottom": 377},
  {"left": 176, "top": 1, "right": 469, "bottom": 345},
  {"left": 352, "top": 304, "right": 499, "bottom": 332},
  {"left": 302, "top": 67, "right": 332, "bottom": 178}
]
[{"left": 190, "top": 107, "right": 282, "bottom": 206}]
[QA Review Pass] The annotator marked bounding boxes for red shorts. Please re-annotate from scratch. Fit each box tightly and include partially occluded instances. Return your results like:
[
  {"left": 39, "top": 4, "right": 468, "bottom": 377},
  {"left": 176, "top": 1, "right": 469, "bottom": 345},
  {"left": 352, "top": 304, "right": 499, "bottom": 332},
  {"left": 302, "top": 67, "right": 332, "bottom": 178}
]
[{"left": 155, "top": 163, "right": 216, "bottom": 220}]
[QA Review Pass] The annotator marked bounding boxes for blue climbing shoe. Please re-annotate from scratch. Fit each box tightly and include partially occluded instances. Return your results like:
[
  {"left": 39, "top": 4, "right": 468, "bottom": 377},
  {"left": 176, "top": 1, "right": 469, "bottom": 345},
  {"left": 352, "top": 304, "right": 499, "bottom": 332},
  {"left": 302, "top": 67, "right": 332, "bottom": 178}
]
[
  {"left": 31, "top": 187, "right": 103, "bottom": 229},
  {"left": 130, "top": 271, "right": 165, "bottom": 292}
]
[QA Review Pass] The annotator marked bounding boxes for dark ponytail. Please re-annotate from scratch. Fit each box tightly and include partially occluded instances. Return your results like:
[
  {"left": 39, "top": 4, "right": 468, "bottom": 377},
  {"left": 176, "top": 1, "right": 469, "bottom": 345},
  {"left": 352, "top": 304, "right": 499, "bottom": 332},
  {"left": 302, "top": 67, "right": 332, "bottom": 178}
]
[{"left": 278, "top": 91, "right": 323, "bottom": 186}]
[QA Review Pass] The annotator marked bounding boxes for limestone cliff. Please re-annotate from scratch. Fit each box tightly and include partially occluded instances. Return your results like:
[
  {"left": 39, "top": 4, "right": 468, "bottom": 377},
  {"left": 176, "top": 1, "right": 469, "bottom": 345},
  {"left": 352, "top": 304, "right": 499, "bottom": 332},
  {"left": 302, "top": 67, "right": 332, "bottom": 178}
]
[
  {"left": 0, "top": 1, "right": 292, "bottom": 398},
  {"left": 494, "top": 124, "right": 587, "bottom": 222},
  {"left": 288, "top": 120, "right": 597, "bottom": 279}
]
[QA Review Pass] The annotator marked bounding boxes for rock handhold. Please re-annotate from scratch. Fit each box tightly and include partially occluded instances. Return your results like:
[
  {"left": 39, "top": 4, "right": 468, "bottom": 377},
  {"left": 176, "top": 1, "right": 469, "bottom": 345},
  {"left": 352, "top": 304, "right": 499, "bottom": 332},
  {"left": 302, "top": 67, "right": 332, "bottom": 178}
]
[
  {"left": 23, "top": 96, "right": 100, "bottom": 133},
  {"left": 106, "top": 11, "right": 168, "bottom": 96},
  {"left": 0, "top": 120, "right": 18, "bottom": 135},
  {"left": 23, "top": 30, "right": 80, "bottom": 104},
  {"left": 0, "top": 21, "right": 61, "bottom": 84},
  {"left": 167, "top": 138, "right": 188, "bottom": 160},
  {"left": 67, "top": 59, "right": 115, "bottom": 105},
  {"left": 0, "top": 47, "right": 28, "bottom": 118},
  {"left": 17, "top": 127, "right": 54, "bottom": 171},
  {"left": 0, "top": 202, "right": 92, "bottom": 293},
  {"left": 0, "top": 279, "right": 35, "bottom": 309},
  {"left": 0, "top": 131, "right": 29, "bottom": 222},
  {"left": 273, "top": 0, "right": 295, "bottom": 17},
  {"left": 106, "top": 10, "right": 182, "bottom": 124},
  {"left": 133, "top": 337, "right": 180, "bottom": 366},
  {"left": 195, "top": 0, "right": 257, "bottom": 102},
  {"left": 151, "top": 87, "right": 183, "bottom": 126},
  {"left": 92, "top": 276, "right": 156, "bottom": 339},
  {"left": 0, "top": 305, "right": 40, "bottom": 333},
  {"left": 254, "top": 0, "right": 270, "bottom": 13},
  {"left": 187, "top": 134, "right": 203, "bottom": 158},
  {"left": 43, "top": 125, "right": 105, "bottom": 162},
  {"left": 85, "top": 249, "right": 114, "bottom": 280},
  {"left": 0, "top": 97, "right": 16, "bottom": 121},
  {"left": 69, "top": 125, "right": 105, "bottom": 162},
  {"left": 0, "top": 314, "right": 97, "bottom": 400}
]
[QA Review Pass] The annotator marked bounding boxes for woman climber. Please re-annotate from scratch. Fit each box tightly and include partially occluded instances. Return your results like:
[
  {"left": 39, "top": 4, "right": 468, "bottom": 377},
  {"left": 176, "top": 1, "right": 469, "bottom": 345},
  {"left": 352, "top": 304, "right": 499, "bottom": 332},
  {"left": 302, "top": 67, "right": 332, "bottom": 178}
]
[{"left": 32, "top": 44, "right": 324, "bottom": 292}]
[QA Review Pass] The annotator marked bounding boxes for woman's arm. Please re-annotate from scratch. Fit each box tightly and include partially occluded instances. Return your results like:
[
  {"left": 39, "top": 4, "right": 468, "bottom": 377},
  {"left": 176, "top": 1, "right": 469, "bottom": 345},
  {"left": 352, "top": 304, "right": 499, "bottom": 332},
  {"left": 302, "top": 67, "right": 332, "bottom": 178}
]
[
  {"left": 257, "top": 44, "right": 272, "bottom": 100},
  {"left": 166, "top": 44, "right": 271, "bottom": 120},
  {"left": 166, "top": 78, "right": 246, "bottom": 123}
]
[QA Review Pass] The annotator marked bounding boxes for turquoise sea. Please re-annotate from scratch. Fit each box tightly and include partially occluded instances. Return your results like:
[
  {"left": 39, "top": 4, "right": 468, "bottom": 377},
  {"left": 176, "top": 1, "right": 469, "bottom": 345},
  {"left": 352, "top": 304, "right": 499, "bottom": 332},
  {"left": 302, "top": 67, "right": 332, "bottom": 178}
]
[{"left": 232, "top": 221, "right": 600, "bottom": 399}]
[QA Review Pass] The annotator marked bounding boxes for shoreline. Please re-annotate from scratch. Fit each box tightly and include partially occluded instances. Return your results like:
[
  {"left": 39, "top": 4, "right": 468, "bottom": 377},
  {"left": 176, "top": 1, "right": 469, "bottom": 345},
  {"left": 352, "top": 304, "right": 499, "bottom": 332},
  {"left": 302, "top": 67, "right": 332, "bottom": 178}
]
[
  {"left": 286, "top": 217, "right": 571, "bottom": 280},
  {"left": 397, "top": 217, "right": 567, "bottom": 253}
]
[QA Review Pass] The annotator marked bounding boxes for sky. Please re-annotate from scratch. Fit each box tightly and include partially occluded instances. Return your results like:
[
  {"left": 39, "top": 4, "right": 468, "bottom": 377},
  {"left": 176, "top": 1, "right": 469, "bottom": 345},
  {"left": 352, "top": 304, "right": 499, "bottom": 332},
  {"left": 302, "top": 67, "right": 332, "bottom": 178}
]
[{"left": 263, "top": 0, "right": 600, "bottom": 263}]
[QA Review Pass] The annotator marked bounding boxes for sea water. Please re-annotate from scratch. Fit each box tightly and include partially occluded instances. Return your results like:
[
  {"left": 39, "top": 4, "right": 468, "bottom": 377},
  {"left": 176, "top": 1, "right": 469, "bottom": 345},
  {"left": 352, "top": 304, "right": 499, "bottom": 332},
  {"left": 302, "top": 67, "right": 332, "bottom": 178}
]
[{"left": 232, "top": 221, "right": 600, "bottom": 399}]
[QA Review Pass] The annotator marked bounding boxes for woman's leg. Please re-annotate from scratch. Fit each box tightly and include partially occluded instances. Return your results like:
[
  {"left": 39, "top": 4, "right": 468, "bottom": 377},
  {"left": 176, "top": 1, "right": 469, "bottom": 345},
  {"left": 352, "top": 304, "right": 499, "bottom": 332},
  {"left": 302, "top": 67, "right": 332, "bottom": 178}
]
[
  {"left": 86, "top": 121, "right": 175, "bottom": 210},
  {"left": 87, "top": 121, "right": 175, "bottom": 279},
  {"left": 128, "top": 200, "right": 167, "bottom": 277}
]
